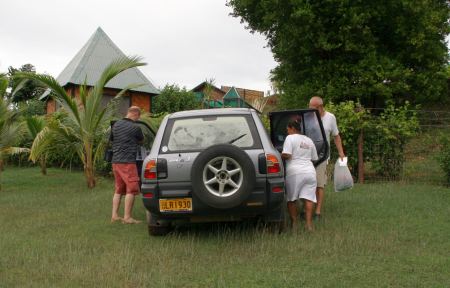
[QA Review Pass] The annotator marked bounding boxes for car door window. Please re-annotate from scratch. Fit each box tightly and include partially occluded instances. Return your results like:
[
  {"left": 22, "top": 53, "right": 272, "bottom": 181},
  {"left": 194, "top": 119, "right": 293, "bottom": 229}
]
[
  {"left": 269, "top": 109, "right": 328, "bottom": 166},
  {"left": 135, "top": 121, "right": 156, "bottom": 161}
]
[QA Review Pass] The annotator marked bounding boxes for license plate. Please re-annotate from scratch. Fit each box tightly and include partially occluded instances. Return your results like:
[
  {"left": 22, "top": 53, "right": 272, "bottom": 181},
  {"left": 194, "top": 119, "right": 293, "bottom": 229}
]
[{"left": 159, "top": 198, "right": 193, "bottom": 212}]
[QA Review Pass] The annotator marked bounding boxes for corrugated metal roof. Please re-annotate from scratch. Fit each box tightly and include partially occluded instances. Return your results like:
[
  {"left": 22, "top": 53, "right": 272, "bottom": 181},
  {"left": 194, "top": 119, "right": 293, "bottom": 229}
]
[{"left": 53, "top": 27, "right": 159, "bottom": 95}]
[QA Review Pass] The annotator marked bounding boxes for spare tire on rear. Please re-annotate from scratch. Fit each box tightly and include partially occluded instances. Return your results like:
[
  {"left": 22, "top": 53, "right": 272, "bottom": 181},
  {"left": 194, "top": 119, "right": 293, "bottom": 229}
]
[{"left": 191, "top": 144, "right": 256, "bottom": 209}]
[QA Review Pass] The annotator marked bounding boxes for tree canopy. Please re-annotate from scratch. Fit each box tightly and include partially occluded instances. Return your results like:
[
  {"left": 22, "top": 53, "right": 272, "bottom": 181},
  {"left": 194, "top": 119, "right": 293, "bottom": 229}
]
[
  {"left": 8, "top": 64, "right": 43, "bottom": 103},
  {"left": 228, "top": 0, "right": 450, "bottom": 108},
  {"left": 152, "top": 84, "right": 200, "bottom": 113}
]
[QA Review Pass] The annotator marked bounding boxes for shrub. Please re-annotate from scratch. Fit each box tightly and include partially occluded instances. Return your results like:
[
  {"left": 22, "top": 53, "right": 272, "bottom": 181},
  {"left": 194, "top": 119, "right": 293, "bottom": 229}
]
[
  {"left": 326, "top": 101, "right": 369, "bottom": 177},
  {"left": 152, "top": 84, "right": 200, "bottom": 113},
  {"left": 437, "top": 135, "right": 450, "bottom": 186},
  {"left": 364, "top": 102, "right": 419, "bottom": 179},
  {"left": 327, "top": 101, "right": 419, "bottom": 179}
]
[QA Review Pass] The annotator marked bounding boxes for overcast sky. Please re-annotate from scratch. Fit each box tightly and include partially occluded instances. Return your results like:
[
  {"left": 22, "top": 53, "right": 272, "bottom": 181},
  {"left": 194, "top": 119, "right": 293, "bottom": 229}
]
[{"left": 0, "top": 0, "right": 277, "bottom": 94}]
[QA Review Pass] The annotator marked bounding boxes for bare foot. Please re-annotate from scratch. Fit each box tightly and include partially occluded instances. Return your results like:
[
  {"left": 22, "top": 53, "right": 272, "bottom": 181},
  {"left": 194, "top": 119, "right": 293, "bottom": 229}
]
[
  {"left": 305, "top": 225, "right": 314, "bottom": 232},
  {"left": 122, "top": 218, "right": 142, "bottom": 224},
  {"left": 111, "top": 216, "right": 123, "bottom": 223}
]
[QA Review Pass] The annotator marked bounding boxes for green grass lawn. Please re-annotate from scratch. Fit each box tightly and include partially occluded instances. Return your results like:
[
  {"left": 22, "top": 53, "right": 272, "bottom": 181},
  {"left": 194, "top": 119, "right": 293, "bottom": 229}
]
[{"left": 1, "top": 167, "right": 449, "bottom": 287}]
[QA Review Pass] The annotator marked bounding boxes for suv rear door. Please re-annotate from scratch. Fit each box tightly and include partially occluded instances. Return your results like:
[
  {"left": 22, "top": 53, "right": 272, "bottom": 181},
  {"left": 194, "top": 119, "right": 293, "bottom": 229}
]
[
  {"left": 157, "top": 114, "right": 263, "bottom": 184},
  {"left": 135, "top": 120, "right": 156, "bottom": 176},
  {"left": 269, "top": 109, "right": 329, "bottom": 166}
]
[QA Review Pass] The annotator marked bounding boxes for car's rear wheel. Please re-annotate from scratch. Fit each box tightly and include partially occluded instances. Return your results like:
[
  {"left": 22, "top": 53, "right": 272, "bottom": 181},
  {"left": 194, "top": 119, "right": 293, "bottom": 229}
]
[{"left": 191, "top": 144, "right": 256, "bottom": 209}]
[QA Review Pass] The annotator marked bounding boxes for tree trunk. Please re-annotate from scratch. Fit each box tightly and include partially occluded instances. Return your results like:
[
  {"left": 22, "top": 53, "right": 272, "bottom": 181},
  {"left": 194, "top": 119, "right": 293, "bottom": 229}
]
[
  {"left": 0, "top": 159, "right": 4, "bottom": 172},
  {"left": 40, "top": 157, "right": 47, "bottom": 175},
  {"left": 358, "top": 130, "right": 364, "bottom": 184},
  {"left": 84, "top": 144, "right": 96, "bottom": 188},
  {"left": 85, "top": 167, "right": 95, "bottom": 189}
]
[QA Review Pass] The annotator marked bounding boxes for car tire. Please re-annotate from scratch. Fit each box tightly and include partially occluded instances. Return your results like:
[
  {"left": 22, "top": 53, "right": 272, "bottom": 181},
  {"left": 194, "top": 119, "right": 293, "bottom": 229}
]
[{"left": 191, "top": 144, "right": 256, "bottom": 209}]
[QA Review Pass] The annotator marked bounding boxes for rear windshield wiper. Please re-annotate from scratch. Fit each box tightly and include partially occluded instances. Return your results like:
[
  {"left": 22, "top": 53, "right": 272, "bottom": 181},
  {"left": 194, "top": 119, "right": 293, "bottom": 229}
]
[{"left": 228, "top": 133, "right": 247, "bottom": 144}]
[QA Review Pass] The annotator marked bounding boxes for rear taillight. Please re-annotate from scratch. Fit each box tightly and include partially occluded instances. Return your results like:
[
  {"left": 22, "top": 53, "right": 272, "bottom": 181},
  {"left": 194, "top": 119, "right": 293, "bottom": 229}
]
[
  {"left": 142, "top": 192, "right": 154, "bottom": 198},
  {"left": 144, "top": 159, "right": 157, "bottom": 179},
  {"left": 266, "top": 154, "right": 281, "bottom": 174},
  {"left": 272, "top": 186, "right": 283, "bottom": 193}
]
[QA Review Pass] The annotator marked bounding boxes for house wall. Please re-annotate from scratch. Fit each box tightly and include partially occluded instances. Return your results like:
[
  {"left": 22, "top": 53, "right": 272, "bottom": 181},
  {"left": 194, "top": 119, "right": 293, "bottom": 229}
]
[
  {"left": 209, "top": 89, "right": 226, "bottom": 101},
  {"left": 130, "top": 91, "right": 151, "bottom": 112},
  {"left": 46, "top": 86, "right": 154, "bottom": 114},
  {"left": 196, "top": 88, "right": 225, "bottom": 101},
  {"left": 46, "top": 98, "right": 56, "bottom": 114},
  {"left": 221, "top": 86, "right": 263, "bottom": 104},
  {"left": 266, "top": 94, "right": 278, "bottom": 106}
]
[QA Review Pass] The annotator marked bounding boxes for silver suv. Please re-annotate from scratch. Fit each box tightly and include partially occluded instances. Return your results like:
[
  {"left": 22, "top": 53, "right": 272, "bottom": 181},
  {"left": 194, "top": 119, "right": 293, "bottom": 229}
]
[{"left": 140, "top": 108, "right": 328, "bottom": 235}]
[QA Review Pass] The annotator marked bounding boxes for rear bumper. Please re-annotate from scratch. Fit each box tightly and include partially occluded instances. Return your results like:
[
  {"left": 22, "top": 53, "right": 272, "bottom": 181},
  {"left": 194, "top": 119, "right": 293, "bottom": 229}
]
[{"left": 141, "top": 177, "right": 285, "bottom": 221}]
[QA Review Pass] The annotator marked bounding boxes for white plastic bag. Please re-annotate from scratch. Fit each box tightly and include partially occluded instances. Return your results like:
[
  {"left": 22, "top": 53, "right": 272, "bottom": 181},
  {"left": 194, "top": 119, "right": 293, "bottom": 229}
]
[{"left": 334, "top": 157, "right": 353, "bottom": 192}]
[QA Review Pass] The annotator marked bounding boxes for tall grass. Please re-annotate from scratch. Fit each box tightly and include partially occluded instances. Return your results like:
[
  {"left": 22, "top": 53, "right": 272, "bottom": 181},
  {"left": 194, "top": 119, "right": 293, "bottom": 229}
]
[{"left": 1, "top": 167, "right": 449, "bottom": 287}]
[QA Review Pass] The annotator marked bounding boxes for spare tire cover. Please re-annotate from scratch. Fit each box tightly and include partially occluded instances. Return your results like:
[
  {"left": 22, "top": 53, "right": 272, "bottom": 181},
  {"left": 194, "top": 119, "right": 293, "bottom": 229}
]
[{"left": 191, "top": 144, "right": 256, "bottom": 209}]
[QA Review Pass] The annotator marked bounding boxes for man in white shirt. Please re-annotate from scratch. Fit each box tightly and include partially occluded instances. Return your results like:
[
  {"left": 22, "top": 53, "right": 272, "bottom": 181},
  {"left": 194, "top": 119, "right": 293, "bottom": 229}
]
[{"left": 309, "top": 96, "right": 345, "bottom": 219}]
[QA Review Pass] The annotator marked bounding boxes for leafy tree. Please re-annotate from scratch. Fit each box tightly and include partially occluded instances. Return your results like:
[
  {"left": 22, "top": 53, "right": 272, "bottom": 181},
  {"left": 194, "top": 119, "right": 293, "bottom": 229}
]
[
  {"left": 228, "top": 0, "right": 450, "bottom": 108},
  {"left": 8, "top": 64, "right": 43, "bottom": 103},
  {"left": 15, "top": 56, "right": 146, "bottom": 188},
  {"left": 17, "top": 99, "right": 46, "bottom": 117},
  {"left": 327, "top": 101, "right": 419, "bottom": 180},
  {"left": 152, "top": 84, "right": 200, "bottom": 113},
  {"left": 0, "top": 74, "right": 28, "bottom": 190}
]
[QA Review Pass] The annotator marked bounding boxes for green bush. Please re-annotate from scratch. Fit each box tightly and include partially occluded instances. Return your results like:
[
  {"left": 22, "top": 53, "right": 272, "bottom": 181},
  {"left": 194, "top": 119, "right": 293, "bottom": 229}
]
[
  {"left": 327, "top": 101, "right": 369, "bottom": 177},
  {"left": 328, "top": 101, "right": 419, "bottom": 179},
  {"left": 152, "top": 84, "right": 200, "bottom": 113},
  {"left": 437, "top": 135, "right": 450, "bottom": 186},
  {"left": 364, "top": 102, "right": 419, "bottom": 178}
]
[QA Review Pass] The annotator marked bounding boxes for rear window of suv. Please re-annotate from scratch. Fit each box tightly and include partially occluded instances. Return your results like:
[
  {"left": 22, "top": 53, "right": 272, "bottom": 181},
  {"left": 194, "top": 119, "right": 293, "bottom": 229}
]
[{"left": 161, "top": 115, "right": 261, "bottom": 152}]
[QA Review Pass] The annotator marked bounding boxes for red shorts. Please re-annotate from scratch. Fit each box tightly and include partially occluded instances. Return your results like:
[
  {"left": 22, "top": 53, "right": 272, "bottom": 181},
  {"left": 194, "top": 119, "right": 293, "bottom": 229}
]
[{"left": 112, "top": 163, "right": 140, "bottom": 195}]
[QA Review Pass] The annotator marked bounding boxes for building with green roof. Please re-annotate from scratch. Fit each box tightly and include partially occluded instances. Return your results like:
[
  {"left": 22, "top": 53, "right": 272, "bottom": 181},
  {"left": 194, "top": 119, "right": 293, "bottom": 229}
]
[{"left": 41, "top": 27, "right": 159, "bottom": 115}]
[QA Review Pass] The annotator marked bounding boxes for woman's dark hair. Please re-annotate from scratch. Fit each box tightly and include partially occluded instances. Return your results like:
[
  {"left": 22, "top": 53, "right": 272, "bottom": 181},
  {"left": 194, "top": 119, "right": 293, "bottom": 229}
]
[{"left": 287, "top": 118, "right": 302, "bottom": 132}]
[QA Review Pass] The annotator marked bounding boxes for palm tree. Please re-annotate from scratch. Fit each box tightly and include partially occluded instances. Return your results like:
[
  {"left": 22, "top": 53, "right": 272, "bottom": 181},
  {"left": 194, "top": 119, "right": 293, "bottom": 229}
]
[
  {"left": 16, "top": 56, "right": 146, "bottom": 188},
  {"left": 0, "top": 74, "right": 28, "bottom": 190},
  {"left": 25, "top": 116, "right": 47, "bottom": 175},
  {"left": 203, "top": 78, "right": 215, "bottom": 109}
]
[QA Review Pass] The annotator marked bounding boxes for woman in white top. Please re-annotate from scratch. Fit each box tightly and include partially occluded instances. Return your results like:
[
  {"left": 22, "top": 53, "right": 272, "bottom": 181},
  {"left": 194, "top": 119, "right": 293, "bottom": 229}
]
[{"left": 281, "top": 119, "right": 318, "bottom": 230}]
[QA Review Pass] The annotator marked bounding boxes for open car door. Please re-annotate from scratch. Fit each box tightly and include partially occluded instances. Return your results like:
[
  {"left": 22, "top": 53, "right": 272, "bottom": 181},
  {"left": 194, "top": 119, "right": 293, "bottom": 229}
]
[
  {"left": 135, "top": 120, "right": 156, "bottom": 177},
  {"left": 269, "top": 109, "right": 329, "bottom": 166}
]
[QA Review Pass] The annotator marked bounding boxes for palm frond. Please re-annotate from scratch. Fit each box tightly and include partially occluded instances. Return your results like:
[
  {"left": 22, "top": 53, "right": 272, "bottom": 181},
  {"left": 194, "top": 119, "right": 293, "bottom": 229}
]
[
  {"left": 4, "top": 147, "right": 30, "bottom": 155},
  {"left": 91, "top": 82, "right": 144, "bottom": 131},
  {"left": 14, "top": 72, "right": 82, "bottom": 125},
  {"left": 29, "top": 126, "right": 52, "bottom": 162},
  {"left": 11, "top": 78, "right": 29, "bottom": 98},
  {"left": 88, "top": 56, "right": 145, "bottom": 116},
  {"left": 0, "top": 75, "right": 8, "bottom": 96},
  {"left": 79, "top": 80, "right": 88, "bottom": 107},
  {"left": 26, "top": 116, "right": 46, "bottom": 138},
  {"left": 0, "top": 121, "right": 26, "bottom": 149},
  {"left": 96, "top": 55, "right": 145, "bottom": 92}
]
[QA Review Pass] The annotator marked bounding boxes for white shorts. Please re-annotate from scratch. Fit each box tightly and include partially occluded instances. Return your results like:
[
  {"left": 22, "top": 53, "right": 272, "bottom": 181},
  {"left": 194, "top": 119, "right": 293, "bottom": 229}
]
[{"left": 285, "top": 173, "right": 317, "bottom": 203}]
